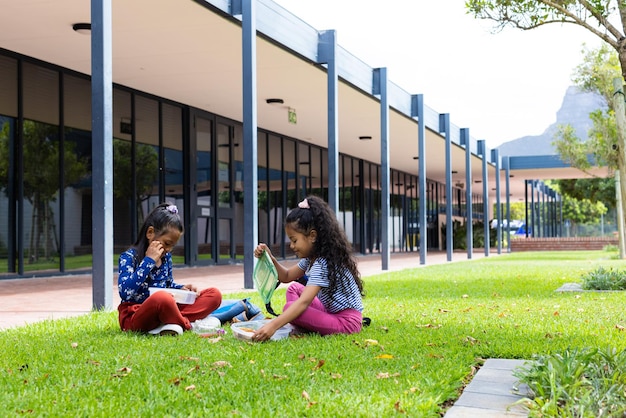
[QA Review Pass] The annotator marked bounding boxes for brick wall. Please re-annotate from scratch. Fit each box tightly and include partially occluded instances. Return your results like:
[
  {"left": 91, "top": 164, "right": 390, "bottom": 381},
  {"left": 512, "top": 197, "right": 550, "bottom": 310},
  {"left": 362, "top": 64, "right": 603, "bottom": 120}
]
[{"left": 510, "top": 237, "right": 618, "bottom": 252}]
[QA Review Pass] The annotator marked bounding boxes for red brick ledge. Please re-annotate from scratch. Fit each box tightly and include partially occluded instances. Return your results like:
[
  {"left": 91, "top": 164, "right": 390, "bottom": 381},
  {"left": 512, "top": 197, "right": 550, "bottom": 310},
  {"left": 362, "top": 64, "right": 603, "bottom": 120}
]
[{"left": 510, "top": 237, "right": 618, "bottom": 252}]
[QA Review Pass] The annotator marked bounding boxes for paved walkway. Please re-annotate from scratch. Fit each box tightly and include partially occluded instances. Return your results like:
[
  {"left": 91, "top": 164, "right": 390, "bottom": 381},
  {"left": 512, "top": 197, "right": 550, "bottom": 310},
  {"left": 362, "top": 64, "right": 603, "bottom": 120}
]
[
  {"left": 0, "top": 250, "right": 530, "bottom": 416},
  {"left": 444, "top": 359, "right": 530, "bottom": 417}
]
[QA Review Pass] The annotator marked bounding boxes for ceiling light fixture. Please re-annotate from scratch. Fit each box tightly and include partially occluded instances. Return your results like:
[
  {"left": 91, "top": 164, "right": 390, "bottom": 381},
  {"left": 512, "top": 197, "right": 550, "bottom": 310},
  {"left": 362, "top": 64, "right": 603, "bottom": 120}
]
[
  {"left": 359, "top": 136, "right": 372, "bottom": 140},
  {"left": 72, "top": 23, "right": 92, "bottom": 35},
  {"left": 266, "top": 98, "right": 284, "bottom": 105}
]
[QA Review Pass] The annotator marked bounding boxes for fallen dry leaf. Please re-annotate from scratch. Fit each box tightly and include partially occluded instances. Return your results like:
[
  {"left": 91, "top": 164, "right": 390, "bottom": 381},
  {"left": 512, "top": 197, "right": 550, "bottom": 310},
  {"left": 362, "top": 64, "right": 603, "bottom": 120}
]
[
  {"left": 301, "top": 390, "right": 310, "bottom": 400},
  {"left": 416, "top": 323, "right": 442, "bottom": 329},
  {"left": 616, "top": 324, "right": 625, "bottom": 331},
  {"left": 212, "top": 361, "right": 231, "bottom": 368},
  {"left": 438, "top": 309, "right": 450, "bottom": 313},
  {"left": 185, "top": 384, "right": 196, "bottom": 391},
  {"left": 112, "top": 367, "right": 132, "bottom": 378},
  {"left": 186, "top": 365, "right": 201, "bottom": 374},
  {"left": 376, "top": 372, "right": 400, "bottom": 379},
  {"left": 169, "top": 377, "right": 183, "bottom": 385},
  {"left": 463, "top": 336, "right": 479, "bottom": 345},
  {"left": 71, "top": 342, "right": 78, "bottom": 348},
  {"left": 364, "top": 339, "right": 379, "bottom": 346},
  {"left": 312, "top": 359, "right": 325, "bottom": 370},
  {"left": 330, "top": 373, "right": 342, "bottom": 379},
  {"left": 376, "top": 354, "right": 394, "bottom": 359},
  {"left": 394, "top": 400, "right": 405, "bottom": 413}
]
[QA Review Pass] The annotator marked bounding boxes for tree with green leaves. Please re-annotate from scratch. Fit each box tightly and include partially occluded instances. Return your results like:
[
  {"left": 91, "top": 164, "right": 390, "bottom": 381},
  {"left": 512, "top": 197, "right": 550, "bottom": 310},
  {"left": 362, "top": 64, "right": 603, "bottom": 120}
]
[
  {"left": 553, "top": 44, "right": 619, "bottom": 174},
  {"left": 551, "top": 44, "right": 618, "bottom": 230},
  {"left": 467, "top": 1, "right": 626, "bottom": 248}
]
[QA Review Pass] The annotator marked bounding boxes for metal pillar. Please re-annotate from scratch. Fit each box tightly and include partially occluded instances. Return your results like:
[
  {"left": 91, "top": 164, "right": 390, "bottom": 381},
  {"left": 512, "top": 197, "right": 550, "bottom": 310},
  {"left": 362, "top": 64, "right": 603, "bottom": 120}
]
[
  {"left": 461, "top": 128, "right": 473, "bottom": 259},
  {"left": 411, "top": 94, "right": 427, "bottom": 265},
  {"left": 478, "top": 140, "right": 489, "bottom": 256},
  {"left": 374, "top": 68, "right": 389, "bottom": 270},
  {"left": 440, "top": 114, "right": 452, "bottom": 262},
  {"left": 91, "top": 0, "right": 113, "bottom": 310},
  {"left": 318, "top": 30, "right": 339, "bottom": 213},
  {"left": 239, "top": 0, "right": 258, "bottom": 289}
]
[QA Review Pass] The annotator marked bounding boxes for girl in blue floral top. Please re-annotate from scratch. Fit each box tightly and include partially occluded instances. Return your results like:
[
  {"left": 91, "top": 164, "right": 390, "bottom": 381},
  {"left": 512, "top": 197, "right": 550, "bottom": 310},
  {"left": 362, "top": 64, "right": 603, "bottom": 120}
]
[{"left": 118, "top": 202, "right": 222, "bottom": 335}]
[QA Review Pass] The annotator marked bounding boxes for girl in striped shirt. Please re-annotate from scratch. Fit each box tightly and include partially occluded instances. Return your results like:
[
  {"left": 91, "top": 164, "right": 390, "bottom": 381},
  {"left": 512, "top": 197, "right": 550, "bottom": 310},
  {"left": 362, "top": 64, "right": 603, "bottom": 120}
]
[{"left": 252, "top": 196, "right": 365, "bottom": 341}]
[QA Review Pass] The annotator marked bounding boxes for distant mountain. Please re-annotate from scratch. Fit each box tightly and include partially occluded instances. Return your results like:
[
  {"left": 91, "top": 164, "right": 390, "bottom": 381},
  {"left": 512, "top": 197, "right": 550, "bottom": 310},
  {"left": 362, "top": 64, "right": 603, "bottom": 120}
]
[{"left": 497, "top": 86, "right": 607, "bottom": 157}]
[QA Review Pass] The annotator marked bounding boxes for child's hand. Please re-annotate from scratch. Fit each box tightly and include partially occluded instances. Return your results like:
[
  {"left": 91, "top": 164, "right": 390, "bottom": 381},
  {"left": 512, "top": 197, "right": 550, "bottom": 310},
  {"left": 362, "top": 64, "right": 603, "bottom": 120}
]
[
  {"left": 146, "top": 241, "right": 164, "bottom": 266},
  {"left": 252, "top": 321, "right": 277, "bottom": 342},
  {"left": 254, "top": 243, "right": 270, "bottom": 259},
  {"left": 182, "top": 284, "right": 198, "bottom": 293}
]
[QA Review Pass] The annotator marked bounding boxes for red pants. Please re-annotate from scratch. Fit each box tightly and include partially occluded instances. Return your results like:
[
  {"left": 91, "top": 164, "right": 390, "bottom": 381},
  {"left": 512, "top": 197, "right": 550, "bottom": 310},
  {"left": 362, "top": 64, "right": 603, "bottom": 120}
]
[{"left": 118, "top": 287, "right": 222, "bottom": 332}]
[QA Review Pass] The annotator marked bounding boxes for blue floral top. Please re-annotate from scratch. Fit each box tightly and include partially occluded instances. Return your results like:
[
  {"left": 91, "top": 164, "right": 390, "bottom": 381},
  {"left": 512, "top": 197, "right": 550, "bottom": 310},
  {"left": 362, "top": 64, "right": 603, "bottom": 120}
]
[{"left": 118, "top": 248, "right": 183, "bottom": 303}]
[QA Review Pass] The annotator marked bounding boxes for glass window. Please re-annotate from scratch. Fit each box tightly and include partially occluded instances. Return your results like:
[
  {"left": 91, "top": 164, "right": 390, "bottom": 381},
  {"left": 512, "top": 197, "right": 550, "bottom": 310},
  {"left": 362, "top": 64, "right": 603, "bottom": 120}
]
[
  {"left": 0, "top": 56, "right": 17, "bottom": 274},
  {"left": 22, "top": 63, "right": 60, "bottom": 272},
  {"left": 134, "top": 95, "right": 160, "bottom": 226},
  {"left": 162, "top": 104, "right": 184, "bottom": 262},
  {"left": 63, "top": 74, "right": 92, "bottom": 270}
]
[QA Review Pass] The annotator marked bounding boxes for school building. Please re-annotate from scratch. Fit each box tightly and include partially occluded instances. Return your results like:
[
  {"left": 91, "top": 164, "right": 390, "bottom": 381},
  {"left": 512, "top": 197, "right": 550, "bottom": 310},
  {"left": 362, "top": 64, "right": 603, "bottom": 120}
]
[{"left": 0, "top": 1, "right": 609, "bottom": 304}]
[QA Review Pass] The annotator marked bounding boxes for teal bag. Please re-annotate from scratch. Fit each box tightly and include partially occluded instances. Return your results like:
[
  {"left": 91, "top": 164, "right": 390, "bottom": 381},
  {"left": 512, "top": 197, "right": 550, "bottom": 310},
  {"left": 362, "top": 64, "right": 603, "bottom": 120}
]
[{"left": 253, "top": 251, "right": 280, "bottom": 316}]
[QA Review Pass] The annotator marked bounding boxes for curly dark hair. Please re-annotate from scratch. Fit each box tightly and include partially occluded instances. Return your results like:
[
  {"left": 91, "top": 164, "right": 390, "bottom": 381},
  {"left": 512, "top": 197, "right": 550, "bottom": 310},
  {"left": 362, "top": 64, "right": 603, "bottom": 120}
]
[
  {"left": 285, "top": 195, "right": 364, "bottom": 296},
  {"left": 131, "top": 202, "right": 184, "bottom": 259}
]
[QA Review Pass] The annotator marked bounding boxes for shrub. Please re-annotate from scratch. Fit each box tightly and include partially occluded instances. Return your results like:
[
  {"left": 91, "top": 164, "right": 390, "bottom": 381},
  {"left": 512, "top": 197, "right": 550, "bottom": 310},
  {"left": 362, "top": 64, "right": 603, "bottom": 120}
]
[
  {"left": 514, "top": 347, "right": 626, "bottom": 417},
  {"left": 580, "top": 266, "right": 626, "bottom": 290}
]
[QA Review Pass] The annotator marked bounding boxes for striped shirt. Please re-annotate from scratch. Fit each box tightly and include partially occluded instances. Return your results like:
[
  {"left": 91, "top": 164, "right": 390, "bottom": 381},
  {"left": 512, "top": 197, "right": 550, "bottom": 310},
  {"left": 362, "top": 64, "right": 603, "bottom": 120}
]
[{"left": 298, "top": 257, "right": 363, "bottom": 313}]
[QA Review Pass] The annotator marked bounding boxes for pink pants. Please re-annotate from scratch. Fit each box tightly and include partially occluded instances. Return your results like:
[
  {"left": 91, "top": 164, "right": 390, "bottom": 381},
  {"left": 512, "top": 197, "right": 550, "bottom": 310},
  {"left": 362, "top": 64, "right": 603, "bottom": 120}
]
[
  {"left": 118, "top": 287, "right": 222, "bottom": 332},
  {"left": 285, "top": 282, "right": 362, "bottom": 336}
]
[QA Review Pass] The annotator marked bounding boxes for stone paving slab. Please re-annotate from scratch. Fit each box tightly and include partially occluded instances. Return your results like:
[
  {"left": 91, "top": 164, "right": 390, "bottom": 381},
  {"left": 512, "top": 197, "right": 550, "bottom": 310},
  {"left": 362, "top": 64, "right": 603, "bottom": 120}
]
[
  {"left": 444, "top": 359, "right": 531, "bottom": 417},
  {"left": 556, "top": 282, "right": 583, "bottom": 292}
]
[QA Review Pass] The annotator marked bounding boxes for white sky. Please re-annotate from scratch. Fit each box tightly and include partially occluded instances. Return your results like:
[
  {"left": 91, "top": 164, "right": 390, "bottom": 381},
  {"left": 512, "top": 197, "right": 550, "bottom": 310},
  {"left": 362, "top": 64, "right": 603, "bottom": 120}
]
[{"left": 271, "top": 0, "right": 604, "bottom": 149}]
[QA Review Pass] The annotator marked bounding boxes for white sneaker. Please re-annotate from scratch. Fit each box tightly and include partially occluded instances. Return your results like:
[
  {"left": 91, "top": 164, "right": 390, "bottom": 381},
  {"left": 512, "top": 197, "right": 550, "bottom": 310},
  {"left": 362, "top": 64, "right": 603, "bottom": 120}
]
[{"left": 148, "top": 323, "right": 183, "bottom": 336}]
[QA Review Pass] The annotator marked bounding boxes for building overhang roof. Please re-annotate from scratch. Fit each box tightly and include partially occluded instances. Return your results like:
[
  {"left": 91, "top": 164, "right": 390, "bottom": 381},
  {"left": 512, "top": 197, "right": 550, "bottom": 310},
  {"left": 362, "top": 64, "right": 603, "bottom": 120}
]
[{"left": 0, "top": 0, "right": 609, "bottom": 208}]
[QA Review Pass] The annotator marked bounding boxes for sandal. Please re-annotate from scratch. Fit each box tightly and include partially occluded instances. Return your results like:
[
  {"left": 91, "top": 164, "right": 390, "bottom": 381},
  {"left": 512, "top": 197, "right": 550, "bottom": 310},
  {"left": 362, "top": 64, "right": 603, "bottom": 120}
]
[{"left": 148, "top": 323, "right": 183, "bottom": 336}]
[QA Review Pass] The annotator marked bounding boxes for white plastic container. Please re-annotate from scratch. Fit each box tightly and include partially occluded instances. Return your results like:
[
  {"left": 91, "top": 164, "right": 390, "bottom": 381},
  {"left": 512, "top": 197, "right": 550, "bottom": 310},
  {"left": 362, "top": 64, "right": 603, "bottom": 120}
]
[
  {"left": 191, "top": 316, "right": 223, "bottom": 337},
  {"left": 231, "top": 320, "right": 293, "bottom": 341},
  {"left": 148, "top": 287, "right": 197, "bottom": 304}
]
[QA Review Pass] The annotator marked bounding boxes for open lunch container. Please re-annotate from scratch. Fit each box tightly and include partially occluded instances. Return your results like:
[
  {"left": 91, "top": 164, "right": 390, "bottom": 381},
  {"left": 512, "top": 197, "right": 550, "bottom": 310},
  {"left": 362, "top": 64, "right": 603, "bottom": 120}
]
[
  {"left": 148, "top": 287, "right": 197, "bottom": 304},
  {"left": 253, "top": 250, "right": 280, "bottom": 315},
  {"left": 231, "top": 319, "right": 292, "bottom": 341}
]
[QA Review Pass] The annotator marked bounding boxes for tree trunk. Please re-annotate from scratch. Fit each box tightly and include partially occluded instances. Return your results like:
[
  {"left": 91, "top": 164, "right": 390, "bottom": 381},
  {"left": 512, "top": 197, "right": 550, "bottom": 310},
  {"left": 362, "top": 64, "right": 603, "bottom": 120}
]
[
  {"left": 617, "top": 171, "right": 625, "bottom": 258},
  {"left": 612, "top": 78, "right": 626, "bottom": 259}
]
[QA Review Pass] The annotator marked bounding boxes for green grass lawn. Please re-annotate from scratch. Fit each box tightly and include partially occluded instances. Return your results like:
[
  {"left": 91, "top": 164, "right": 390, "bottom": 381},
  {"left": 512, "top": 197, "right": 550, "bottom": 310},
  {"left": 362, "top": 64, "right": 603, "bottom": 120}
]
[{"left": 2, "top": 251, "right": 625, "bottom": 417}]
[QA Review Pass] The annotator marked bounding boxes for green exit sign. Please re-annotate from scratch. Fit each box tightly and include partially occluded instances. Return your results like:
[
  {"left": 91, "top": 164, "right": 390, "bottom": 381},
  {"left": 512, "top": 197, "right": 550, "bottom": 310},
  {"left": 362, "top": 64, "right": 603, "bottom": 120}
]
[{"left": 288, "top": 107, "right": 297, "bottom": 124}]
